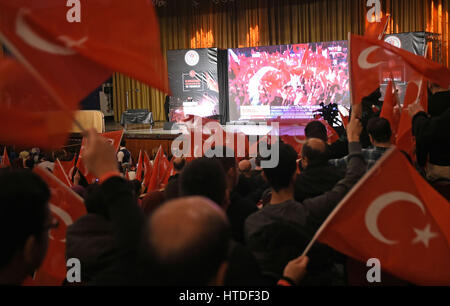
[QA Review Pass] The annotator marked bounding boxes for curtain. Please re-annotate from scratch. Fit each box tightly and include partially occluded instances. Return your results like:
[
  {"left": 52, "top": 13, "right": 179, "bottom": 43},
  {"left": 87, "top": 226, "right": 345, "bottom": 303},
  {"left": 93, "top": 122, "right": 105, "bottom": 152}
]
[{"left": 112, "top": 0, "right": 450, "bottom": 122}]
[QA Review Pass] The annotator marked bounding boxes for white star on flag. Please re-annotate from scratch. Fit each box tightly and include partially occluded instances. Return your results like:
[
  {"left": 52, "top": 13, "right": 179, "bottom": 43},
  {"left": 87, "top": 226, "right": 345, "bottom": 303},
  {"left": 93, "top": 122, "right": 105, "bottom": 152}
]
[{"left": 412, "top": 224, "right": 438, "bottom": 248}]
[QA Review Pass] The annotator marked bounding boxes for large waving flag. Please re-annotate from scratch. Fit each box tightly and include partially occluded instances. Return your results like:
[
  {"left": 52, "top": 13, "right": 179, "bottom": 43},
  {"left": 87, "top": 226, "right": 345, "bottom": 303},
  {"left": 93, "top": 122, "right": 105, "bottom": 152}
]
[
  {"left": 147, "top": 146, "right": 169, "bottom": 192},
  {"left": 379, "top": 80, "right": 400, "bottom": 137},
  {"left": 0, "top": 0, "right": 168, "bottom": 148},
  {"left": 349, "top": 34, "right": 450, "bottom": 105},
  {"left": 29, "top": 166, "right": 86, "bottom": 285},
  {"left": 308, "top": 149, "right": 450, "bottom": 285},
  {"left": 76, "top": 130, "right": 124, "bottom": 183},
  {"left": 365, "top": 14, "right": 390, "bottom": 40}
]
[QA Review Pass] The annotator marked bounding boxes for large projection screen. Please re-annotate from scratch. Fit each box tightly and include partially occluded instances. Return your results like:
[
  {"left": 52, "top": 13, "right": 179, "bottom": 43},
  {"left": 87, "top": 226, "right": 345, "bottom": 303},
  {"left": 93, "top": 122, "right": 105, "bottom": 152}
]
[{"left": 228, "top": 41, "right": 350, "bottom": 122}]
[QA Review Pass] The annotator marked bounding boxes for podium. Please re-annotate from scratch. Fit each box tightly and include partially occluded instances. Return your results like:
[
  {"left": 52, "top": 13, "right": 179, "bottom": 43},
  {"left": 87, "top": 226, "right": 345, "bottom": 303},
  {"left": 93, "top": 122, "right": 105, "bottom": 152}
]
[{"left": 120, "top": 109, "right": 154, "bottom": 130}]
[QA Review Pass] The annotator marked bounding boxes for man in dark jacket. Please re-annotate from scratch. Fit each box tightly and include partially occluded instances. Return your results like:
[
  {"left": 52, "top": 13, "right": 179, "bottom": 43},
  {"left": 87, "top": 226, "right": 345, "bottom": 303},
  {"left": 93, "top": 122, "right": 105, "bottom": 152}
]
[
  {"left": 295, "top": 138, "right": 344, "bottom": 202},
  {"left": 245, "top": 118, "right": 366, "bottom": 284}
]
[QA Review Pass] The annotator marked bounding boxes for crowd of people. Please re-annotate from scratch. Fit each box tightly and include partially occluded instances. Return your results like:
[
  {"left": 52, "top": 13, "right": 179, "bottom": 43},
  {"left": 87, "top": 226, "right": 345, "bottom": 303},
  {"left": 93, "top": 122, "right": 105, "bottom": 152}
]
[
  {"left": 229, "top": 42, "right": 350, "bottom": 108},
  {"left": 0, "top": 87, "right": 449, "bottom": 286}
]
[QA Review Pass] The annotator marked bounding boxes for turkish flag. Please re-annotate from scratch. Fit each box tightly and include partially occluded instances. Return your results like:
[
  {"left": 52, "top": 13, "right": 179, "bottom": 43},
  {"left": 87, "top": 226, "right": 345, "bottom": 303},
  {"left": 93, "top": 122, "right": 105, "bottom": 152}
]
[
  {"left": 53, "top": 159, "right": 72, "bottom": 187},
  {"left": 162, "top": 158, "right": 175, "bottom": 186},
  {"left": 380, "top": 80, "right": 400, "bottom": 137},
  {"left": 316, "top": 149, "right": 450, "bottom": 285},
  {"left": 0, "top": 0, "right": 168, "bottom": 94},
  {"left": 1, "top": 146, "right": 11, "bottom": 167},
  {"left": 365, "top": 14, "right": 390, "bottom": 40},
  {"left": 142, "top": 151, "right": 153, "bottom": 189},
  {"left": 135, "top": 150, "right": 143, "bottom": 182},
  {"left": 76, "top": 130, "right": 124, "bottom": 183},
  {"left": 350, "top": 34, "right": 450, "bottom": 105},
  {"left": 0, "top": 58, "right": 79, "bottom": 148},
  {"left": 396, "top": 79, "right": 424, "bottom": 157},
  {"left": 31, "top": 166, "right": 86, "bottom": 285},
  {"left": 147, "top": 146, "right": 168, "bottom": 192},
  {"left": 0, "top": 0, "right": 168, "bottom": 148},
  {"left": 60, "top": 156, "right": 76, "bottom": 179},
  {"left": 281, "top": 135, "right": 304, "bottom": 155}
]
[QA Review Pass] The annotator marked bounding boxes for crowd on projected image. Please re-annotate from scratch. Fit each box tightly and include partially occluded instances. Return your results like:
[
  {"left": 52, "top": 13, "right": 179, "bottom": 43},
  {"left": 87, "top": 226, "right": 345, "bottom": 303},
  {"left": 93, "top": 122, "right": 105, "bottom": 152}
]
[{"left": 228, "top": 41, "right": 350, "bottom": 121}]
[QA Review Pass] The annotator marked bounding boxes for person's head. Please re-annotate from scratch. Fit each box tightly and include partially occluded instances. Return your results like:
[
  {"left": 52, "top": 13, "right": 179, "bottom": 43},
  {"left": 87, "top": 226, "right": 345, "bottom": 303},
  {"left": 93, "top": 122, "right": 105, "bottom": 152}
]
[
  {"left": 209, "top": 146, "right": 238, "bottom": 190},
  {"left": 130, "top": 179, "right": 142, "bottom": 199},
  {"left": 366, "top": 117, "right": 392, "bottom": 146},
  {"left": 0, "top": 169, "right": 52, "bottom": 284},
  {"left": 238, "top": 160, "right": 252, "bottom": 178},
  {"left": 179, "top": 157, "right": 227, "bottom": 208},
  {"left": 173, "top": 157, "right": 186, "bottom": 173},
  {"left": 300, "top": 138, "right": 329, "bottom": 170},
  {"left": 24, "top": 159, "right": 35, "bottom": 169},
  {"left": 120, "top": 139, "right": 126, "bottom": 147},
  {"left": 263, "top": 143, "right": 298, "bottom": 192},
  {"left": 305, "top": 121, "right": 328, "bottom": 143},
  {"left": 148, "top": 196, "right": 230, "bottom": 286}
]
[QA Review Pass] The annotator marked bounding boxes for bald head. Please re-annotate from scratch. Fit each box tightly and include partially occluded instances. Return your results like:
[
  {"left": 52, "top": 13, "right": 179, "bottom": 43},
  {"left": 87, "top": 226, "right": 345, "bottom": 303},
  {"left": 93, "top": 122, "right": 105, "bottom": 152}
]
[
  {"left": 149, "top": 196, "right": 230, "bottom": 285},
  {"left": 301, "top": 138, "right": 329, "bottom": 168},
  {"left": 238, "top": 160, "right": 252, "bottom": 177}
]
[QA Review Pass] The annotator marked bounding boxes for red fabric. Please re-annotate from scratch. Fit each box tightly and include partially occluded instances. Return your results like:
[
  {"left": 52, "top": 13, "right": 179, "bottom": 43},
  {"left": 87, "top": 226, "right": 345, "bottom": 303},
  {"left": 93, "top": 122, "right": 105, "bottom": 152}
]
[
  {"left": 380, "top": 80, "right": 400, "bottom": 137},
  {"left": 142, "top": 151, "right": 153, "bottom": 189},
  {"left": 1, "top": 146, "right": 11, "bottom": 167},
  {"left": 30, "top": 166, "right": 86, "bottom": 285},
  {"left": 53, "top": 159, "right": 72, "bottom": 187},
  {"left": 350, "top": 34, "right": 450, "bottom": 105},
  {"left": 76, "top": 130, "right": 124, "bottom": 183},
  {"left": 59, "top": 156, "right": 76, "bottom": 179},
  {"left": 318, "top": 149, "right": 450, "bottom": 285},
  {"left": 365, "top": 14, "right": 389, "bottom": 40},
  {"left": 0, "top": 0, "right": 167, "bottom": 148},
  {"left": 135, "top": 150, "right": 143, "bottom": 181},
  {"left": 147, "top": 146, "right": 167, "bottom": 192},
  {"left": 396, "top": 80, "right": 423, "bottom": 157}
]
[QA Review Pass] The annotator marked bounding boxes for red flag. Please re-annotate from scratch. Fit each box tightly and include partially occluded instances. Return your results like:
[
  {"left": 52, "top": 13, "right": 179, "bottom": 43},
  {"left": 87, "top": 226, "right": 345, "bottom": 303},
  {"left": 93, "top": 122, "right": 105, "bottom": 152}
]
[
  {"left": 76, "top": 130, "right": 124, "bottom": 183},
  {"left": 148, "top": 146, "right": 165, "bottom": 192},
  {"left": 53, "top": 159, "right": 72, "bottom": 187},
  {"left": 380, "top": 80, "right": 400, "bottom": 137},
  {"left": 350, "top": 34, "right": 450, "bottom": 105},
  {"left": 162, "top": 158, "right": 175, "bottom": 186},
  {"left": 0, "top": 58, "right": 81, "bottom": 148},
  {"left": 31, "top": 166, "right": 86, "bottom": 285},
  {"left": 315, "top": 149, "right": 450, "bottom": 285},
  {"left": 0, "top": 0, "right": 168, "bottom": 148},
  {"left": 365, "top": 14, "right": 390, "bottom": 40},
  {"left": 142, "top": 151, "right": 153, "bottom": 189},
  {"left": 60, "top": 156, "right": 76, "bottom": 179},
  {"left": 396, "top": 80, "right": 423, "bottom": 156},
  {"left": 125, "top": 169, "right": 130, "bottom": 181},
  {"left": 281, "top": 135, "right": 304, "bottom": 155},
  {"left": 135, "top": 150, "right": 143, "bottom": 181},
  {"left": 1, "top": 146, "right": 11, "bottom": 167}
]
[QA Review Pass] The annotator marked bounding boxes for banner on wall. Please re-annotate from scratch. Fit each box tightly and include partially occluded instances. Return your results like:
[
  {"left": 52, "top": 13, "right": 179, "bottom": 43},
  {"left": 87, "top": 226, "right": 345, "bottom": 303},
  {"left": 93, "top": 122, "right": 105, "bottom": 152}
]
[{"left": 167, "top": 48, "right": 220, "bottom": 122}]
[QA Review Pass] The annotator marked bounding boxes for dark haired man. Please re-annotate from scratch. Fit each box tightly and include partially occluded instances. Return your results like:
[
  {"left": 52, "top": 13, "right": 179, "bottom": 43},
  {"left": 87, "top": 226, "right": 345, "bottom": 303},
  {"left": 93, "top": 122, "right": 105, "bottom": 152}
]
[
  {"left": 245, "top": 118, "right": 366, "bottom": 284},
  {"left": 0, "top": 169, "right": 55, "bottom": 285},
  {"left": 329, "top": 117, "right": 391, "bottom": 171}
]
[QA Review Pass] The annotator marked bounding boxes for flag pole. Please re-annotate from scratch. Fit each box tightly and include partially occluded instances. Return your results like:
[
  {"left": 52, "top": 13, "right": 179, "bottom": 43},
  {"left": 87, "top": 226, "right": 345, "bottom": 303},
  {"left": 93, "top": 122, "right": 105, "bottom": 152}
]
[
  {"left": 301, "top": 147, "right": 397, "bottom": 257},
  {"left": 0, "top": 32, "right": 87, "bottom": 135}
]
